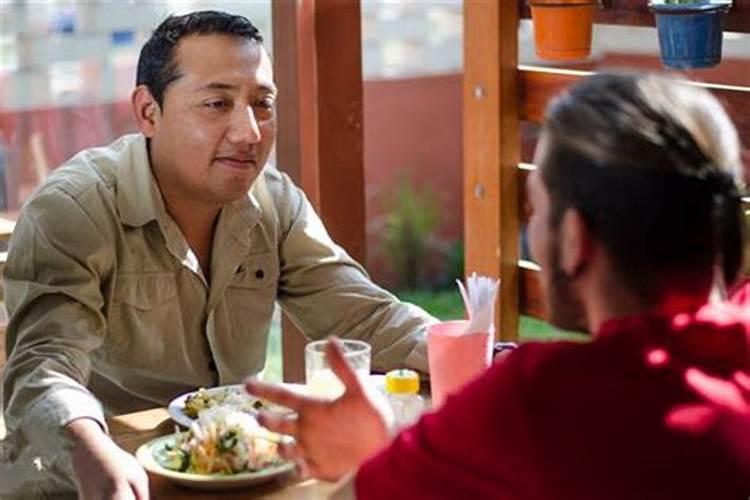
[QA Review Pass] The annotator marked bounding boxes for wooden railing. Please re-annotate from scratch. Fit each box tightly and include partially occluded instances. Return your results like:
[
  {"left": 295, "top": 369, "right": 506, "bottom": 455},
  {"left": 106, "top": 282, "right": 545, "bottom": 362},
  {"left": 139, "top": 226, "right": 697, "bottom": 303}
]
[{"left": 466, "top": 1, "right": 750, "bottom": 339}]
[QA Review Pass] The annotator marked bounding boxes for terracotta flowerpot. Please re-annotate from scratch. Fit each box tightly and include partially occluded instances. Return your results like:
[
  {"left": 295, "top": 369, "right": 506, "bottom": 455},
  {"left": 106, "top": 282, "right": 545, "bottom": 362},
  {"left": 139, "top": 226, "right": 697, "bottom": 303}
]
[{"left": 529, "top": 0, "right": 599, "bottom": 61}]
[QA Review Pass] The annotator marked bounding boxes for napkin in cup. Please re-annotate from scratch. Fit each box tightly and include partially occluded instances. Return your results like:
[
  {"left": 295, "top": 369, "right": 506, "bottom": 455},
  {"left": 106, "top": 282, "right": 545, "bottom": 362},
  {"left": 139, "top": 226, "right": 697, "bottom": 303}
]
[{"left": 427, "top": 274, "right": 500, "bottom": 408}]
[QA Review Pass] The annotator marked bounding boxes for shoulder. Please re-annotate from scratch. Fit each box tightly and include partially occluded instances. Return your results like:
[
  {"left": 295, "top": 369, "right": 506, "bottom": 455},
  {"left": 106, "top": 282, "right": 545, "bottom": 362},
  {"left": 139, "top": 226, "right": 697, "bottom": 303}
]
[
  {"left": 252, "top": 164, "right": 309, "bottom": 229},
  {"left": 254, "top": 164, "right": 299, "bottom": 204},
  {"left": 14, "top": 136, "right": 145, "bottom": 239},
  {"left": 23, "top": 135, "right": 141, "bottom": 219}
]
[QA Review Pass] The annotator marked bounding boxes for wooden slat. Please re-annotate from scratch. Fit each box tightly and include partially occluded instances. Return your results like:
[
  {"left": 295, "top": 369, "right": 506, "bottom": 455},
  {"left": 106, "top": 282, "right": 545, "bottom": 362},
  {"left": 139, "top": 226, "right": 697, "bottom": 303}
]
[
  {"left": 464, "top": 0, "right": 520, "bottom": 342},
  {"left": 518, "top": 66, "right": 750, "bottom": 147},
  {"left": 519, "top": 0, "right": 750, "bottom": 33},
  {"left": 272, "top": 0, "right": 366, "bottom": 382}
]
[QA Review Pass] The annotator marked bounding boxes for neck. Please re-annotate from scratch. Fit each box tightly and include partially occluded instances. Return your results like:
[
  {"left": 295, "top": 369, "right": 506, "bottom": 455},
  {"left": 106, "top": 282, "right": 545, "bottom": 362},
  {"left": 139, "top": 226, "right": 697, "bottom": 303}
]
[
  {"left": 582, "top": 268, "right": 709, "bottom": 336},
  {"left": 150, "top": 163, "right": 221, "bottom": 279}
]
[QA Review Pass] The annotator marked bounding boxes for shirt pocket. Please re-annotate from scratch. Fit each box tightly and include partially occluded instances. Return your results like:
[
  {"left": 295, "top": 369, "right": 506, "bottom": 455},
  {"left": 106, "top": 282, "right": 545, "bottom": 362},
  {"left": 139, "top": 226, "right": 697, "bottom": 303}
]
[
  {"left": 106, "top": 272, "right": 185, "bottom": 368},
  {"left": 225, "top": 252, "right": 278, "bottom": 339}
]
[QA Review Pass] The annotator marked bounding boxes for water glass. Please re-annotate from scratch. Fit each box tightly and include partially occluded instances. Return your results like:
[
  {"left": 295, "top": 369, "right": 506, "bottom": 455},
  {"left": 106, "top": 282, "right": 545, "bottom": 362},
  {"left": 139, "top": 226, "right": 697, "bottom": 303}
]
[{"left": 305, "top": 339, "right": 371, "bottom": 399}]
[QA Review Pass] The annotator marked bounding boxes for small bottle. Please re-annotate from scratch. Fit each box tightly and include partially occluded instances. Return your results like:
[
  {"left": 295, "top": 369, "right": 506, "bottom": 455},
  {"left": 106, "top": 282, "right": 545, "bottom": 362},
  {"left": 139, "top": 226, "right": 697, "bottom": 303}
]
[{"left": 385, "top": 369, "right": 424, "bottom": 431}]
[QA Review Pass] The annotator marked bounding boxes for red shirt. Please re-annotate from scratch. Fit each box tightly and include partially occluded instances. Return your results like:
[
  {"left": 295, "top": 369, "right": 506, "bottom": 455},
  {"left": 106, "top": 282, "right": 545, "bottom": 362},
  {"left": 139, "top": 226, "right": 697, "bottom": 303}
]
[{"left": 355, "top": 308, "right": 750, "bottom": 500}]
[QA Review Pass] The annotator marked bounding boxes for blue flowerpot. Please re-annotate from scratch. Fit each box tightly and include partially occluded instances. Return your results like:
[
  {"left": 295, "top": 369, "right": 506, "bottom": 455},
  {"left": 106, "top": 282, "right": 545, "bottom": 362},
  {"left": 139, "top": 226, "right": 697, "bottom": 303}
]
[{"left": 649, "top": 2, "right": 731, "bottom": 69}]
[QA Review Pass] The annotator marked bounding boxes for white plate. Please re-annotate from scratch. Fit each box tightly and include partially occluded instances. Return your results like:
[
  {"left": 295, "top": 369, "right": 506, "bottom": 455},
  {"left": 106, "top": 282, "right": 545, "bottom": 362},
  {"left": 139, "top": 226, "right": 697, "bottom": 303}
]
[
  {"left": 168, "top": 376, "right": 387, "bottom": 428},
  {"left": 167, "top": 384, "right": 302, "bottom": 428},
  {"left": 136, "top": 434, "right": 296, "bottom": 491}
]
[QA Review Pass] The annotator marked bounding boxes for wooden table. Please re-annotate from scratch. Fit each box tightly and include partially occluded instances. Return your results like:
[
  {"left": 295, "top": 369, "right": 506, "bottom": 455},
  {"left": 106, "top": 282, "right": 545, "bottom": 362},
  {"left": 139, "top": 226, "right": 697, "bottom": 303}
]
[{"left": 108, "top": 408, "right": 337, "bottom": 499}]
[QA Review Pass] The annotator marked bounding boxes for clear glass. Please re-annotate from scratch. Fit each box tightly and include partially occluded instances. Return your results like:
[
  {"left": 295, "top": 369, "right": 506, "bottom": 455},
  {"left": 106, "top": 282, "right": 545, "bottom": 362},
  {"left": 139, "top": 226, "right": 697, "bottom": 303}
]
[{"left": 305, "top": 339, "right": 371, "bottom": 399}]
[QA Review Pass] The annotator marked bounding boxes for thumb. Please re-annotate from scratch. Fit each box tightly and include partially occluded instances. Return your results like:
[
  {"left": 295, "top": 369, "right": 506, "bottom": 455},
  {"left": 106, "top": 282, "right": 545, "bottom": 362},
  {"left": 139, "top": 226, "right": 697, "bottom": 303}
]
[{"left": 325, "top": 338, "right": 364, "bottom": 396}]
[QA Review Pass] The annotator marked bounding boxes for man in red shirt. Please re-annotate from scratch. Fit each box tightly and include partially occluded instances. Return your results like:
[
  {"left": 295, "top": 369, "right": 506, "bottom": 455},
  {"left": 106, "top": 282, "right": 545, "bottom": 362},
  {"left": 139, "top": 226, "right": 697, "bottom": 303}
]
[{"left": 247, "top": 73, "right": 749, "bottom": 499}]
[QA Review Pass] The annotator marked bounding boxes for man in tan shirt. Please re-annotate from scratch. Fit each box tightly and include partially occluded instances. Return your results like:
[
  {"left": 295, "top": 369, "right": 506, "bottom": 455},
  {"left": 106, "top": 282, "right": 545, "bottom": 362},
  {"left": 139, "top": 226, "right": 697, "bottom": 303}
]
[{"left": 0, "top": 11, "right": 434, "bottom": 498}]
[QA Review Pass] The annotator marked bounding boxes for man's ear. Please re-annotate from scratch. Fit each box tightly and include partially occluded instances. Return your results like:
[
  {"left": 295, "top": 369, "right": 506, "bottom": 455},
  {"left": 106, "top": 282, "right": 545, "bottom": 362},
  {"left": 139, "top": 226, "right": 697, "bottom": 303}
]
[
  {"left": 559, "top": 208, "right": 592, "bottom": 278},
  {"left": 131, "top": 85, "right": 160, "bottom": 137}
]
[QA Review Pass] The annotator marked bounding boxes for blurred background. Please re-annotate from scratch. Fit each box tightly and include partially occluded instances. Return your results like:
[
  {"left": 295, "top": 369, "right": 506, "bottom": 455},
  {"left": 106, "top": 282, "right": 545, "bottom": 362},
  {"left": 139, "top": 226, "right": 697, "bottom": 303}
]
[{"left": 2, "top": 0, "right": 748, "bottom": 380}]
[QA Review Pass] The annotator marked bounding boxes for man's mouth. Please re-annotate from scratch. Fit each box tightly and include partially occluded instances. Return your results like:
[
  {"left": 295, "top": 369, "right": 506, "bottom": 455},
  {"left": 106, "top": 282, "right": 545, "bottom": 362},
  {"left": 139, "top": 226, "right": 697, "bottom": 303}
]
[{"left": 214, "top": 156, "right": 257, "bottom": 170}]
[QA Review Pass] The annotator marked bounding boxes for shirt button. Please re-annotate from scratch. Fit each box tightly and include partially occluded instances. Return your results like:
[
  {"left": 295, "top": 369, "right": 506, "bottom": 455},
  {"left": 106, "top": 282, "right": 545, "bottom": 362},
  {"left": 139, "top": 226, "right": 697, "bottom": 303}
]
[
  {"left": 255, "top": 269, "right": 265, "bottom": 280},
  {"left": 208, "top": 360, "right": 217, "bottom": 371}
]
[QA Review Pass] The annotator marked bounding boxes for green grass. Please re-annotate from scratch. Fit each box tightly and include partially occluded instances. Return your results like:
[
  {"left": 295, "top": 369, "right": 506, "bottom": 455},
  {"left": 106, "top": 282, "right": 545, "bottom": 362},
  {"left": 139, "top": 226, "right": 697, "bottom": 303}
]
[{"left": 397, "top": 288, "right": 588, "bottom": 343}]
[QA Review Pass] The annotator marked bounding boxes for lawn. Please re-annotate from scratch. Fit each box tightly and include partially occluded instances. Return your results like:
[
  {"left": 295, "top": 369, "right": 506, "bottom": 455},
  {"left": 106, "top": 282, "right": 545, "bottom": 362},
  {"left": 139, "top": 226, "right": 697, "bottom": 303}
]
[{"left": 396, "top": 288, "right": 588, "bottom": 343}]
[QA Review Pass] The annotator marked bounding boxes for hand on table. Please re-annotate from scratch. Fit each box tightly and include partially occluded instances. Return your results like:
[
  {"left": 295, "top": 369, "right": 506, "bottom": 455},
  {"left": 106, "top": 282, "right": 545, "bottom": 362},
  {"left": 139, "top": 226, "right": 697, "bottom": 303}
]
[
  {"left": 245, "top": 338, "right": 391, "bottom": 481},
  {"left": 67, "top": 418, "right": 149, "bottom": 500}
]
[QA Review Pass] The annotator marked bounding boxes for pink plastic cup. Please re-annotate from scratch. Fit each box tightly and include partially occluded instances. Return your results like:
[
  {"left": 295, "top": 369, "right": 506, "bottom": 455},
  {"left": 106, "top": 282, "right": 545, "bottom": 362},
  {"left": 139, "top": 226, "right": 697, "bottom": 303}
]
[{"left": 427, "top": 320, "right": 493, "bottom": 409}]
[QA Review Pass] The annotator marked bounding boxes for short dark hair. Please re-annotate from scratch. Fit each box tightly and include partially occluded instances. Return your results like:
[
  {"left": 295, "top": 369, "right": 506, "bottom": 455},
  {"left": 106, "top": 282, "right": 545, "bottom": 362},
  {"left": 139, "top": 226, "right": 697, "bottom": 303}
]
[
  {"left": 136, "top": 11, "right": 263, "bottom": 107},
  {"left": 541, "top": 73, "right": 745, "bottom": 301}
]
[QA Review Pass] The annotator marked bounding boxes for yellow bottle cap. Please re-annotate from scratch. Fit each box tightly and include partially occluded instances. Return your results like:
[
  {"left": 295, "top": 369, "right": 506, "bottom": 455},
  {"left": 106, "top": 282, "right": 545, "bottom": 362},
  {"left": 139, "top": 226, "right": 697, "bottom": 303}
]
[{"left": 385, "top": 369, "right": 420, "bottom": 394}]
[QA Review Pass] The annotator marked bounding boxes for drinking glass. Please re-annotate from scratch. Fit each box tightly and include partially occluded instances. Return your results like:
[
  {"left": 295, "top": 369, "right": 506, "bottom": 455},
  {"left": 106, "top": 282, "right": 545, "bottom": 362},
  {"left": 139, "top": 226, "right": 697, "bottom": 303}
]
[{"left": 305, "top": 339, "right": 371, "bottom": 399}]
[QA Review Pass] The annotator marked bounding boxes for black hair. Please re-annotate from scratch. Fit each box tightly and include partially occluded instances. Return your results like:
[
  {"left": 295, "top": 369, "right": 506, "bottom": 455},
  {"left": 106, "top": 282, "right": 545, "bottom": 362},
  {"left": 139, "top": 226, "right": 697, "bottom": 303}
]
[
  {"left": 136, "top": 10, "right": 263, "bottom": 107},
  {"left": 541, "top": 73, "right": 744, "bottom": 301}
]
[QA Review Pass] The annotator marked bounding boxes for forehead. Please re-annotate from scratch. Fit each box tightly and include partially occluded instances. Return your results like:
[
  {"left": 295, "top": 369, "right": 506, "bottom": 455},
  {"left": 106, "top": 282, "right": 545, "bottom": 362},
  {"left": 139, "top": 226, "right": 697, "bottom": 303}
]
[{"left": 171, "top": 34, "right": 275, "bottom": 90}]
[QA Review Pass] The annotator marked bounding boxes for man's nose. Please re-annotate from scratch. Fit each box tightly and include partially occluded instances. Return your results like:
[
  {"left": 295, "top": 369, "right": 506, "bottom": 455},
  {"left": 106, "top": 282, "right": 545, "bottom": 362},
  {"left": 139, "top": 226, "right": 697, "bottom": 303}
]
[{"left": 228, "top": 105, "right": 261, "bottom": 144}]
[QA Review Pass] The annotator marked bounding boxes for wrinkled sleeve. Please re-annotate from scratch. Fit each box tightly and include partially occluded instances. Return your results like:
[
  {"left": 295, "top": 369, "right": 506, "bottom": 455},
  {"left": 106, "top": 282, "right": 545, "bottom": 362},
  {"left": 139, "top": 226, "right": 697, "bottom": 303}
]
[
  {"left": 353, "top": 351, "right": 539, "bottom": 499},
  {"left": 2, "top": 187, "right": 113, "bottom": 460},
  {"left": 274, "top": 173, "right": 436, "bottom": 373}
]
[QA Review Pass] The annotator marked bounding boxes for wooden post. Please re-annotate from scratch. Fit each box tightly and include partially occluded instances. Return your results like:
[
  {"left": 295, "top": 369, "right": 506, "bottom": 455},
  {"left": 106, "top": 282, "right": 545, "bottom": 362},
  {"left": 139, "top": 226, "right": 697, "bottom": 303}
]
[
  {"left": 272, "top": 0, "right": 365, "bottom": 381},
  {"left": 463, "top": 0, "right": 520, "bottom": 341}
]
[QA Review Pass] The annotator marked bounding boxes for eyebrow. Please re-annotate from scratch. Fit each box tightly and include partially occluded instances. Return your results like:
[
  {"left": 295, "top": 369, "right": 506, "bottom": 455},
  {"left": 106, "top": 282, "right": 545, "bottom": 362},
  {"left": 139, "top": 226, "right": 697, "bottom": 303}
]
[{"left": 200, "top": 82, "right": 278, "bottom": 94}]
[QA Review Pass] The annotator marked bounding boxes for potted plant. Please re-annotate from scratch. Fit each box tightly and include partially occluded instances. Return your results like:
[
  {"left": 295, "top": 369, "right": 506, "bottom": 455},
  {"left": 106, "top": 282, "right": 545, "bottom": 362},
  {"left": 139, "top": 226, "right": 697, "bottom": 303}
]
[
  {"left": 528, "top": 0, "right": 601, "bottom": 61},
  {"left": 649, "top": 0, "right": 733, "bottom": 69}
]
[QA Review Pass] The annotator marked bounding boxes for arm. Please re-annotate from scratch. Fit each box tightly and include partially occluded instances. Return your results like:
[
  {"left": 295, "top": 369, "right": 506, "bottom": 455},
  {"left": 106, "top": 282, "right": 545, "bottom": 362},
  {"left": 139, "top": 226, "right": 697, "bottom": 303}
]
[
  {"left": 271, "top": 171, "right": 436, "bottom": 373},
  {"left": 2, "top": 188, "right": 146, "bottom": 497}
]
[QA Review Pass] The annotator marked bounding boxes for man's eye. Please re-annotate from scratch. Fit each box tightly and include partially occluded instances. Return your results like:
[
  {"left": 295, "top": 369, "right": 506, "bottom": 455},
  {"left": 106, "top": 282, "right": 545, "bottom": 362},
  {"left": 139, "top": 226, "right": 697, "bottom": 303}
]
[
  {"left": 255, "top": 98, "right": 275, "bottom": 111},
  {"left": 205, "top": 100, "right": 229, "bottom": 110}
]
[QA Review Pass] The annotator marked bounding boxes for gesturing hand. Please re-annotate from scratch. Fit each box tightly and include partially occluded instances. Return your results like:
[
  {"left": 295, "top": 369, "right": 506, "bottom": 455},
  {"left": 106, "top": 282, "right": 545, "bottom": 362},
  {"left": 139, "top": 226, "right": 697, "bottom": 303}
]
[{"left": 245, "top": 338, "right": 392, "bottom": 481}]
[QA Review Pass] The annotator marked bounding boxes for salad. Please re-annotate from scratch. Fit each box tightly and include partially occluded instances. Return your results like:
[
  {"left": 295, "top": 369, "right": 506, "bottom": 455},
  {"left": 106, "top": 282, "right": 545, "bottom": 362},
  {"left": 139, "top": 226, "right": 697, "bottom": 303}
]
[
  {"left": 156, "top": 407, "right": 287, "bottom": 475},
  {"left": 183, "top": 387, "right": 267, "bottom": 418}
]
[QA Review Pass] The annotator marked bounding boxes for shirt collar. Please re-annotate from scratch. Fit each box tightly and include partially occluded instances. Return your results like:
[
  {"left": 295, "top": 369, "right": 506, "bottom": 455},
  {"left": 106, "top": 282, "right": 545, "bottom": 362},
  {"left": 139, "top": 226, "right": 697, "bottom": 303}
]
[{"left": 116, "top": 134, "right": 163, "bottom": 228}]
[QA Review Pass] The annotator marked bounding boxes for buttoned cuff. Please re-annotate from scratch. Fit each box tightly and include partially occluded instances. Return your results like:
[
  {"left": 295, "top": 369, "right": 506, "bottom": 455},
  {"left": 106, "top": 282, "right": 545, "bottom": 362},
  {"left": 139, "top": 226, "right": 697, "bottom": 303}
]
[{"left": 21, "top": 388, "right": 107, "bottom": 456}]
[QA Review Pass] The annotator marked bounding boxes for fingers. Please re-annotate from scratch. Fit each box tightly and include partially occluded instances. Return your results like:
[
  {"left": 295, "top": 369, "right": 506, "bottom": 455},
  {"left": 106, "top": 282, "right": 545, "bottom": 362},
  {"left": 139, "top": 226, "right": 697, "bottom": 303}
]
[
  {"left": 131, "top": 468, "right": 150, "bottom": 500},
  {"left": 325, "top": 338, "right": 363, "bottom": 396},
  {"left": 245, "top": 379, "right": 309, "bottom": 411},
  {"left": 257, "top": 412, "right": 300, "bottom": 438}
]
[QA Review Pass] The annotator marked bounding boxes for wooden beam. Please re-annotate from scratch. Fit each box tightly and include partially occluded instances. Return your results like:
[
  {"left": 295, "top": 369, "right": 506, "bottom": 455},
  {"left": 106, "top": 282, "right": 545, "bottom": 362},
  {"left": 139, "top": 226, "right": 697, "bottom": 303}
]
[
  {"left": 519, "top": 66, "right": 750, "bottom": 157},
  {"left": 519, "top": 0, "right": 750, "bottom": 33},
  {"left": 273, "top": 0, "right": 313, "bottom": 383},
  {"left": 314, "top": 0, "right": 366, "bottom": 264},
  {"left": 464, "top": 1, "right": 520, "bottom": 342},
  {"left": 273, "top": 0, "right": 365, "bottom": 381}
]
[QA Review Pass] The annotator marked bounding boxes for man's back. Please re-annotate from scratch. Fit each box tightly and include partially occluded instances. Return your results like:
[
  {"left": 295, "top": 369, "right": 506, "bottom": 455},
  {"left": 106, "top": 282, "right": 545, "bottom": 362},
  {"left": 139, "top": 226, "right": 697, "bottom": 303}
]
[{"left": 356, "top": 309, "right": 750, "bottom": 499}]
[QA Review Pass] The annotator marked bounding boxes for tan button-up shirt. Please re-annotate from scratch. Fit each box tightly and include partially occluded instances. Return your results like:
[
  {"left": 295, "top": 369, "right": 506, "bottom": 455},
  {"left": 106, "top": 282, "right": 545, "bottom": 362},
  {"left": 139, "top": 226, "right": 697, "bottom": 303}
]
[{"left": 0, "top": 134, "right": 434, "bottom": 495}]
